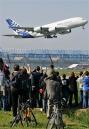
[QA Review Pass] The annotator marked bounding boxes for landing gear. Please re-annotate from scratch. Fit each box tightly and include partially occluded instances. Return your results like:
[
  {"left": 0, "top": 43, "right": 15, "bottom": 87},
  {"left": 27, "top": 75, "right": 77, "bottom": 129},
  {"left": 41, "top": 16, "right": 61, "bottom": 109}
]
[
  {"left": 53, "top": 35, "right": 57, "bottom": 38},
  {"left": 45, "top": 35, "right": 53, "bottom": 38},
  {"left": 45, "top": 35, "right": 57, "bottom": 38},
  {"left": 82, "top": 26, "right": 85, "bottom": 29}
]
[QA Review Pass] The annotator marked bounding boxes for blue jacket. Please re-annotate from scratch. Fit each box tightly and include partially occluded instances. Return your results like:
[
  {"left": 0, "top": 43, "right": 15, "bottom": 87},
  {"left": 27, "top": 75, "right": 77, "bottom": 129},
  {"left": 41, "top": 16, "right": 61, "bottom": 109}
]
[{"left": 83, "top": 76, "right": 89, "bottom": 91}]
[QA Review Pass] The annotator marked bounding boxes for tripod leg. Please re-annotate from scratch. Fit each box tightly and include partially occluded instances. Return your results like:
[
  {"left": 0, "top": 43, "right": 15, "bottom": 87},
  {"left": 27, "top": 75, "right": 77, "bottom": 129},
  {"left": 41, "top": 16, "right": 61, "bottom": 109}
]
[
  {"left": 10, "top": 119, "right": 16, "bottom": 127},
  {"left": 48, "top": 122, "right": 55, "bottom": 129},
  {"left": 23, "top": 108, "right": 31, "bottom": 127},
  {"left": 46, "top": 116, "right": 55, "bottom": 129},
  {"left": 56, "top": 117, "right": 64, "bottom": 129},
  {"left": 19, "top": 115, "right": 24, "bottom": 127},
  {"left": 25, "top": 117, "right": 29, "bottom": 127},
  {"left": 31, "top": 110, "right": 37, "bottom": 126},
  {"left": 10, "top": 116, "right": 18, "bottom": 127}
]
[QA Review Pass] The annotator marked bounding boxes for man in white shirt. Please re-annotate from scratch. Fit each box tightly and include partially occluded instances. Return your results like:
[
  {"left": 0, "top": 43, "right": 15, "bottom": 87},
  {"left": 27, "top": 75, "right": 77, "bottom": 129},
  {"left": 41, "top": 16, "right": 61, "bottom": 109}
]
[{"left": 77, "top": 71, "right": 83, "bottom": 107}]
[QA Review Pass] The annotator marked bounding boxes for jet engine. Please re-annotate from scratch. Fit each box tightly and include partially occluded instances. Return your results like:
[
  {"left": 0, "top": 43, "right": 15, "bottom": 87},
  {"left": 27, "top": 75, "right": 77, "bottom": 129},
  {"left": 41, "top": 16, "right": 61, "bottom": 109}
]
[
  {"left": 59, "top": 29, "right": 71, "bottom": 34},
  {"left": 49, "top": 27, "right": 55, "bottom": 32},
  {"left": 34, "top": 27, "right": 48, "bottom": 33},
  {"left": 34, "top": 27, "right": 42, "bottom": 33}
]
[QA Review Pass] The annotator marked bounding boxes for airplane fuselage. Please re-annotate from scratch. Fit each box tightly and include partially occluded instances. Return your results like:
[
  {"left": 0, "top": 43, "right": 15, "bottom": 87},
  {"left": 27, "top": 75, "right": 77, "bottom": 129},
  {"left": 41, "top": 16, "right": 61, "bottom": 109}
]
[{"left": 33, "top": 17, "right": 88, "bottom": 37}]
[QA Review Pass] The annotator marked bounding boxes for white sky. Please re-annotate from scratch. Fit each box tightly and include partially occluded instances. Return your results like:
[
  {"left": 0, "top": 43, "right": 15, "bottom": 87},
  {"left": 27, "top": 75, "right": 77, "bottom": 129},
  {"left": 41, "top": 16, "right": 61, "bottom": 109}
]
[{"left": 0, "top": 0, "right": 89, "bottom": 50}]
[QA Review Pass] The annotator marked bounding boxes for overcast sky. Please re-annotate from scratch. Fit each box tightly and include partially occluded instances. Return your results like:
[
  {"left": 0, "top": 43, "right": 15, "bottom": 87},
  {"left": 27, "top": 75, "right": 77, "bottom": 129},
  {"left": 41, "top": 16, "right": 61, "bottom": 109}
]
[{"left": 0, "top": 0, "right": 89, "bottom": 50}]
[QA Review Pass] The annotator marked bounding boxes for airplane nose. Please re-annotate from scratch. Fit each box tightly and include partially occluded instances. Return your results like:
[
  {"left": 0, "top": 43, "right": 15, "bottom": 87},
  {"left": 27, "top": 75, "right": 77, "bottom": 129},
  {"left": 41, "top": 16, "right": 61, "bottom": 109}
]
[{"left": 84, "top": 20, "right": 88, "bottom": 24}]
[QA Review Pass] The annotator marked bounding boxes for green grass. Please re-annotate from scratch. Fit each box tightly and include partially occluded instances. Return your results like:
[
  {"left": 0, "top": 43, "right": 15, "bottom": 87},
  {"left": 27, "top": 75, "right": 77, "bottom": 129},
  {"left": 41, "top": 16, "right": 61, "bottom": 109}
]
[
  {"left": 0, "top": 108, "right": 89, "bottom": 129},
  {"left": 0, "top": 110, "right": 48, "bottom": 129},
  {"left": 64, "top": 108, "right": 89, "bottom": 129}
]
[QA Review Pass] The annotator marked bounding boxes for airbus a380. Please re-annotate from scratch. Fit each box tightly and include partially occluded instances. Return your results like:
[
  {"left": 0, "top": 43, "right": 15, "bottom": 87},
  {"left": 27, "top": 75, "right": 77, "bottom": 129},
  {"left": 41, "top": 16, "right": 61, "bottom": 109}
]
[{"left": 4, "top": 17, "right": 88, "bottom": 38}]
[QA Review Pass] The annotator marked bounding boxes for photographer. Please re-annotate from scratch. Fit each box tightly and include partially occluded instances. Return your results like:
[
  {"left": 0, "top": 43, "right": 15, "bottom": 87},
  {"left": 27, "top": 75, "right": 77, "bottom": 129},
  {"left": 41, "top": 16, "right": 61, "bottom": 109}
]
[
  {"left": 20, "top": 68, "right": 31, "bottom": 103},
  {"left": 11, "top": 65, "right": 31, "bottom": 119},
  {"left": 10, "top": 64, "right": 22, "bottom": 118},
  {"left": 45, "top": 65, "right": 62, "bottom": 118}
]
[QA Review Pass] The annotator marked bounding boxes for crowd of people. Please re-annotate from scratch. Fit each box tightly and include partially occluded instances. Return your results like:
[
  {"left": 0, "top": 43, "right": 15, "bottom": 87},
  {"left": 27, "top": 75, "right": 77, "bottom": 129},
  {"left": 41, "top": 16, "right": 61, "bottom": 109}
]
[{"left": 0, "top": 57, "right": 89, "bottom": 120}]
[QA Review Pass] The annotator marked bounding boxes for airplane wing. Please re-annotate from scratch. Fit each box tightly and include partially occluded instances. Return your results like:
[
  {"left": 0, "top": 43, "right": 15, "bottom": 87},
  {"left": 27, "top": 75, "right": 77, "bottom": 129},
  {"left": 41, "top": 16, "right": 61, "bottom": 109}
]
[
  {"left": 3, "top": 34, "right": 22, "bottom": 38},
  {"left": 33, "top": 26, "right": 70, "bottom": 37},
  {"left": 12, "top": 26, "right": 34, "bottom": 31},
  {"left": 55, "top": 25, "right": 69, "bottom": 31},
  {"left": 11, "top": 26, "right": 69, "bottom": 33},
  {"left": 9, "top": 25, "right": 70, "bottom": 37},
  {"left": 12, "top": 26, "right": 49, "bottom": 33},
  {"left": 55, "top": 26, "right": 71, "bottom": 34},
  {"left": 34, "top": 26, "right": 69, "bottom": 34}
]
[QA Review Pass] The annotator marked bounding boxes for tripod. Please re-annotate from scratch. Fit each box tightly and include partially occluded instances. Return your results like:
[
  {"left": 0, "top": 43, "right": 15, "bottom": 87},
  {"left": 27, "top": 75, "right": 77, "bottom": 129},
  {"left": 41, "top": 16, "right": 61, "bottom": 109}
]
[
  {"left": 10, "top": 97, "right": 37, "bottom": 127},
  {"left": 46, "top": 98, "right": 66, "bottom": 129},
  {"left": 21, "top": 99, "right": 37, "bottom": 127},
  {"left": 10, "top": 96, "right": 23, "bottom": 127}
]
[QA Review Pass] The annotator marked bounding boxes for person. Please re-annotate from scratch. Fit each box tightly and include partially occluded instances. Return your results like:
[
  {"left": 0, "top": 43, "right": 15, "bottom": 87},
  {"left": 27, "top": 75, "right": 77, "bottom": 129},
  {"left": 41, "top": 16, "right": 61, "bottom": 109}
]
[
  {"left": 56, "top": 71, "right": 62, "bottom": 84},
  {"left": 77, "top": 71, "right": 83, "bottom": 107},
  {"left": 82, "top": 71, "right": 89, "bottom": 108},
  {"left": 31, "top": 66, "right": 42, "bottom": 108},
  {"left": 46, "top": 64, "right": 56, "bottom": 80},
  {"left": 68, "top": 72, "right": 78, "bottom": 107},
  {"left": 20, "top": 68, "right": 31, "bottom": 103},
  {"left": 10, "top": 64, "right": 22, "bottom": 118},
  {"left": 3, "top": 64, "right": 11, "bottom": 111},
  {"left": 0, "top": 58, "right": 4, "bottom": 109},
  {"left": 61, "top": 74, "right": 69, "bottom": 105},
  {"left": 45, "top": 65, "right": 62, "bottom": 118},
  {"left": 39, "top": 72, "right": 47, "bottom": 112}
]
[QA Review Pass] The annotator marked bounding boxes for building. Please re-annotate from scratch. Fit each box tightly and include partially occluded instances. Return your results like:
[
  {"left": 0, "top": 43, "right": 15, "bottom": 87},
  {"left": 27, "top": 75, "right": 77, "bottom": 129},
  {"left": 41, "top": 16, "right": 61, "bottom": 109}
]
[{"left": 0, "top": 48, "right": 89, "bottom": 68}]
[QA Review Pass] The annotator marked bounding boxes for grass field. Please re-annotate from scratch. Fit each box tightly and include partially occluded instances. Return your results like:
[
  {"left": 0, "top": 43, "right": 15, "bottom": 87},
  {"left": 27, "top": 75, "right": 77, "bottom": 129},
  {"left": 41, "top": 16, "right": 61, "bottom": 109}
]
[{"left": 0, "top": 108, "right": 89, "bottom": 129}]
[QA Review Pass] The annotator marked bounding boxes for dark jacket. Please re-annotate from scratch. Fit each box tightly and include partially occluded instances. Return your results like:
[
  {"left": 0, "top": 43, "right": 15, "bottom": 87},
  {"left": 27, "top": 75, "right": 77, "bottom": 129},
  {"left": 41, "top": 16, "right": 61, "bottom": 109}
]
[
  {"left": 31, "top": 71, "right": 42, "bottom": 90},
  {"left": 69, "top": 76, "right": 77, "bottom": 92}
]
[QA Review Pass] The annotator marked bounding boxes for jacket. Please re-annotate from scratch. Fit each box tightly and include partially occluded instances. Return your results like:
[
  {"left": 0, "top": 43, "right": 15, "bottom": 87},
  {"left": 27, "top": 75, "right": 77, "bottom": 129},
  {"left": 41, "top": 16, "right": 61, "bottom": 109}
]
[{"left": 45, "top": 78, "right": 61, "bottom": 101}]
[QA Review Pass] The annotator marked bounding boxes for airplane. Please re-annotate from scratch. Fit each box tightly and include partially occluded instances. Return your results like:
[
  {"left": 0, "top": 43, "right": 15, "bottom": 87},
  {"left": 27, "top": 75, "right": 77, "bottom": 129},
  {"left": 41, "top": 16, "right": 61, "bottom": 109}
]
[{"left": 4, "top": 17, "right": 88, "bottom": 38}]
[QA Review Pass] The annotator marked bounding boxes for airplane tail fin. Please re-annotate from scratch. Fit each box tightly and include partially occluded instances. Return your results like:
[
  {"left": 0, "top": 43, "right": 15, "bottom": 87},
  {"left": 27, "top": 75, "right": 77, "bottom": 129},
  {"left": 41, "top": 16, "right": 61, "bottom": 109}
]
[
  {"left": 6, "top": 19, "right": 20, "bottom": 27},
  {"left": 6, "top": 18, "right": 21, "bottom": 32},
  {"left": 6, "top": 18, "right": 34, "bottom": 38}
]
